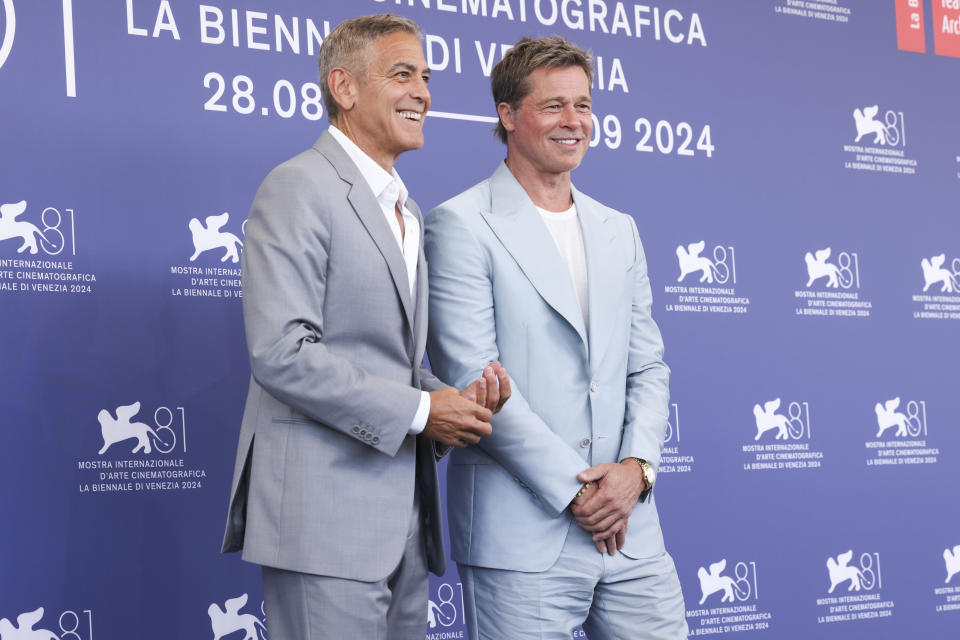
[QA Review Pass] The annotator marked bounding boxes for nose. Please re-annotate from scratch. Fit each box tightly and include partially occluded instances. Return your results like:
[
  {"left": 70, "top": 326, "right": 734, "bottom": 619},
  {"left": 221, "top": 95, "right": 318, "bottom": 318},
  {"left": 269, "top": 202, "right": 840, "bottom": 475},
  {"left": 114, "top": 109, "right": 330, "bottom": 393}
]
[
  {"left": 559, "top": 103, "right": 579, "bottom": 128},
  {"left": 410, "top": 75, "right": 430, "bottom": 107}
]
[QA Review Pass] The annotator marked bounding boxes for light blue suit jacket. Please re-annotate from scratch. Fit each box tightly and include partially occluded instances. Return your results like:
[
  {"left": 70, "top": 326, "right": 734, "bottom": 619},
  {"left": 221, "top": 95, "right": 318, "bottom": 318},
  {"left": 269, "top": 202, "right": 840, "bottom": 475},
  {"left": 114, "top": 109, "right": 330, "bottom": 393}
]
[{"left": 425, "top": 162, "right": 670, "bottom": 572}]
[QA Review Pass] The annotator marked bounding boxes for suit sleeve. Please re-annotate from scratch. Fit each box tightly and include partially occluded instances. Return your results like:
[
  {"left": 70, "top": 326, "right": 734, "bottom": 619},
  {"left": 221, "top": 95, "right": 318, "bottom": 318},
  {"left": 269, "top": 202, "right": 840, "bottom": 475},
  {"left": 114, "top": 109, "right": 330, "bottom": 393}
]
[
  {"left": 417, "top": 364, "right": 451, "bottom": 460},
  {"left": 617, "top": 215, "right": 671, "bottom": 482},
  {"left": 418, "top": 364, "right": 446, "bottom": 392},
  {"left": 242, "top": 162, "right": 422, "bottom": 458},
  {"left": 425, "top": 205, "right": 590, "bottom": 517}
]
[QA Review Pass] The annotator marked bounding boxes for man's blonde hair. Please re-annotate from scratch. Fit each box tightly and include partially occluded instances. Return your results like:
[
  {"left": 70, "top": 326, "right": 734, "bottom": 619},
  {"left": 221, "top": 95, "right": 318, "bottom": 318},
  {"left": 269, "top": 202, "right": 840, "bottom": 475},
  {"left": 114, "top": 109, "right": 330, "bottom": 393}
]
[{"left": 491, "top": 36, "right": 594, "bottom": 144}]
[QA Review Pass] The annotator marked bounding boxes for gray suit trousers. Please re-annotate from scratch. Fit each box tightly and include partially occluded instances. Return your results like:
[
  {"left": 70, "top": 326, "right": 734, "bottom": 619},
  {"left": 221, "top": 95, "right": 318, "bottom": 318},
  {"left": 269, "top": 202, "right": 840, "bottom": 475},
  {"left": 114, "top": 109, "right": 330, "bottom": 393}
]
[{"left": 261, "top": 494, "right": 428, "bottom": 640}]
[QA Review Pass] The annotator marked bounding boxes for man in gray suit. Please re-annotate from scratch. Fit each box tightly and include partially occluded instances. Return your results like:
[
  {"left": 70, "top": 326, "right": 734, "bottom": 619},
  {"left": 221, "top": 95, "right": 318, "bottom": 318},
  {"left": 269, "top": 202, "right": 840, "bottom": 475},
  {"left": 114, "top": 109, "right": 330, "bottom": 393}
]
[
  {"left": 425, "top": 37, "right": 688, "bottom": 638},
  {"left": 222, "top": 14, "right": 509, "bottom": 639}
]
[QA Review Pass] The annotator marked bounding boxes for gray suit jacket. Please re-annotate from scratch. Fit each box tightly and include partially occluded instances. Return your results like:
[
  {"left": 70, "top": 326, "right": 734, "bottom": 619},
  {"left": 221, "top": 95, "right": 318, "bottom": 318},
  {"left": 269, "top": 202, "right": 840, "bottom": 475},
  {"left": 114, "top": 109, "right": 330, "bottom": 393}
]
[
  {"left": 425, "top": 163, "right": 670, "bottom": 572},
  {"left": 222, "top": 132, "right": 446, "bottom": 581}
]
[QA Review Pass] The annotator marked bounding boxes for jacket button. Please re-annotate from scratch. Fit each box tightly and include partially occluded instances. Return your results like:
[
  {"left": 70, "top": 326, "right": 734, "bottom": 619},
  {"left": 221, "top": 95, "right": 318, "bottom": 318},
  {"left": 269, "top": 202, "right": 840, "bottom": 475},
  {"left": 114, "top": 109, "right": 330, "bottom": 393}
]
[
  {"left": 364, "top": 433, "right": 373, "bottom": 441},
  {"left": 580, "top": 437, "right": 591, "bottom": 448},
  {"left": 351, "top": 425, "right": 361, "bottom": 434},
  {"left": 372, "top": 436, "right": 380, "bottom": 444},
  {"left": 589, "top": 381, "right": 599, "bottom": 393}
]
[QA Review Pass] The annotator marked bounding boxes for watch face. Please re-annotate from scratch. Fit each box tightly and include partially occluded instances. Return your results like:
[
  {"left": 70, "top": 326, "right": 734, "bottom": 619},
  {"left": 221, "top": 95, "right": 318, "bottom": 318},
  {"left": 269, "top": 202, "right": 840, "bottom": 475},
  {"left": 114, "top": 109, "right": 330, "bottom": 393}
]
[{"left": 643, "top": 463, "right": 656, "bottom": 486}]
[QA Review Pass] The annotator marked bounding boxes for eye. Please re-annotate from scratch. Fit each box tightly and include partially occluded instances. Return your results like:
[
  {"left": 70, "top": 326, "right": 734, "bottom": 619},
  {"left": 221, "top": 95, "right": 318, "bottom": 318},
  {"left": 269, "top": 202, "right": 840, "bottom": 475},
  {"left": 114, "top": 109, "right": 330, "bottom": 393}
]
[
  {"left": 422, "top": 74, "right": 430, "bottom": 84},
  {"left": 545, "top": 104, "right": 561, "bottom": 111},
  {"left": 576, "top": 103, "right": 592, "bottom": 113}
]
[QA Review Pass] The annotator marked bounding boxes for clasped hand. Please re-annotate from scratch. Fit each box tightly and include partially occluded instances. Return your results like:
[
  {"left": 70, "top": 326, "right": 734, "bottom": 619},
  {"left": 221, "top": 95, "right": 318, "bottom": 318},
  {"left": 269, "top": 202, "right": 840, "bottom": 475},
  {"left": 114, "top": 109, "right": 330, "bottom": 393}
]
[
  {"left": 423, "top": 362, "right": 510, "bottom": 447},
  {"left": 570, "top": 461, "right": 647, "bottom": 555}
]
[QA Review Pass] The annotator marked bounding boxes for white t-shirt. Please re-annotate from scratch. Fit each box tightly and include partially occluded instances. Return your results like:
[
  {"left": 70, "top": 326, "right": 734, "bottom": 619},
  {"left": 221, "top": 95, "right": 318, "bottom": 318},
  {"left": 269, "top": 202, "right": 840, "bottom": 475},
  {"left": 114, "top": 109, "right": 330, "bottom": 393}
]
[{"left": 537, "top": 203, "right": 589, "bottom": 333}]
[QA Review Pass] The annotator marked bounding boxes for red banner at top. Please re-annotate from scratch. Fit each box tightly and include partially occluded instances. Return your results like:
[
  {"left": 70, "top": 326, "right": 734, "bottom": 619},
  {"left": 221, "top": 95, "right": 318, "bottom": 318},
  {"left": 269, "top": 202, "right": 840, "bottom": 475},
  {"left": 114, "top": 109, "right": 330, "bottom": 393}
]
[
  {"left": 895, "top": 0, "right": 927, "bottom": 53},
  {"left": 932, "top": 0, "right": 960, "bottom": 57}
]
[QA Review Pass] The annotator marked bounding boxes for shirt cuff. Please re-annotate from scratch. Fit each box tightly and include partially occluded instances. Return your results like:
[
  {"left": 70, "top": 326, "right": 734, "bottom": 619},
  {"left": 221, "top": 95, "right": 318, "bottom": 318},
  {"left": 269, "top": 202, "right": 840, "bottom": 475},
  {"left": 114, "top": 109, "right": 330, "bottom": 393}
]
[{"left": 408, "top": 390, "right": 431, "bottom": 435}]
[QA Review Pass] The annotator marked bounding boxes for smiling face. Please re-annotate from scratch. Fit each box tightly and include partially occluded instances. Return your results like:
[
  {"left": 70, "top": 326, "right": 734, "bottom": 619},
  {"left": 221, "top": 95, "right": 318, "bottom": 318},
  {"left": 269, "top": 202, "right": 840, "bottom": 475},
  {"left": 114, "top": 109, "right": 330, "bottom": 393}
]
[
  {"left": 336, "top": 31, "right": 431, "bottom": 171},
  {"left": 499, "top": 65, "right": 593, "bottom": 180}
]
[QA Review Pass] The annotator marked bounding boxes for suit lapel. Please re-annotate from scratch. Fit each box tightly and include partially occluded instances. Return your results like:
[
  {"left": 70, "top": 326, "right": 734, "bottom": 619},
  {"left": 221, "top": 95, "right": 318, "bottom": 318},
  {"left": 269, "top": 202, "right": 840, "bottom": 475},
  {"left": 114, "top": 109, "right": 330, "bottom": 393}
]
[
  {"left": 481, "top": 163, "right": 588, "bottom": 348},
  {"left": 574, "top": 187, "right": 625, "bottom": 373},
  {"left": 314, "top": 133, "right": 415, "bottom": 336},
  {"left": 411, "top": 198, "right": 429, "bottom": 366}
]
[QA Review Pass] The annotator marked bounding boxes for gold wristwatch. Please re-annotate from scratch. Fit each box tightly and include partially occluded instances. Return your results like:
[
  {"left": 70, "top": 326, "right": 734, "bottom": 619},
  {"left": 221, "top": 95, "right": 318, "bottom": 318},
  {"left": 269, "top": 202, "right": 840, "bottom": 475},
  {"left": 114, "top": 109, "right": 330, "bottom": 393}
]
[
  {"left": 574, "top": 482, "right": 591, "bottom": 499},
  {"left": 626, "top": 457, "right": 655, "bottom": 491}
]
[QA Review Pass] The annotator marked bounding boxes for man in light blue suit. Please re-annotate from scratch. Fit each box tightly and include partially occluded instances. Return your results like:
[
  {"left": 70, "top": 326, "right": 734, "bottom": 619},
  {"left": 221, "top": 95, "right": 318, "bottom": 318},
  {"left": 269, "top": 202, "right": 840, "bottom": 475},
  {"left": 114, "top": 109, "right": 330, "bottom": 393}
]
[{"left": 425, "top": 37, "right": 688, "bottom": 638}]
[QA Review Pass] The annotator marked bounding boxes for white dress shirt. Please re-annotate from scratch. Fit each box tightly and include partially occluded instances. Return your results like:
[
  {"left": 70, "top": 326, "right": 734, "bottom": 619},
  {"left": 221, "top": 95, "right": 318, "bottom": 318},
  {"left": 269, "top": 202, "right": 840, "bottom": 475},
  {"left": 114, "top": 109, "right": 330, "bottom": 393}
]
[{"left": 328, "top": 126, "right": 430, "bottom": 434}]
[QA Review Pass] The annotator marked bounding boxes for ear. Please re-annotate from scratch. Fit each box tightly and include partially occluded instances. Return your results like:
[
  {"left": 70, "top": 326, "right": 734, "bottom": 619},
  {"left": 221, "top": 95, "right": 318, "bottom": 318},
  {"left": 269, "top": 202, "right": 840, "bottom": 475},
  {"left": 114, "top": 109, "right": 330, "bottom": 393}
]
[
  {"left": 497, "top": 102, "right": 516, "bottom": 135},
  {"left": 328, "top": 67, "right": 358, "bottom": 114}
]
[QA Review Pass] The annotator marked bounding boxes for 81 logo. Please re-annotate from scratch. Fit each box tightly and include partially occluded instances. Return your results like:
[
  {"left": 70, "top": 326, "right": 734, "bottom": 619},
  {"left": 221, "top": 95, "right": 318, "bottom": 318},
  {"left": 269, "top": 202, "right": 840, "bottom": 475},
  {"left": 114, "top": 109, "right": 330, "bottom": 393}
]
[
  {"left": 878, "top": 110, "right": 907, "bottom": 148},
  {"left": 781, "top": 401, "right": 811, "bottom": 440},
  {"left": 0, "top": 201, "right": 78, "bottom": 257},
  {"left": 901, "top": 400, "right": 927, "bottom": 437},
  {"left": 0, "top": 607, "right": 93, "bottom": 640},
  {"left": 696, "top": 559, "right": 760, "bottom": 605},
  {"left": 875, "top": 397, "right": 927, "bottom": 439},
  {"left": 35, "top": 206, "right": 77, "bottom": 256},
  {"left": 826, "top": 550, "right": 882, "bottom": 593},
  {"left": 804, "top": 248, "right": 861, "bottom": 290},
  {"left": 753, "top": 399, "right": 812, "bottom": 441},
  {"left": 96, "top": 401, "right": 187, "bottom": 456},
  {"left": 832, "top": 251, "right": 861, "bottom": 289},
  {"left": 427, "top": 582, "right": 463, "bottom": 629},
  {"left": 676, "top": 241, "right": 737, "bottom": 285}
]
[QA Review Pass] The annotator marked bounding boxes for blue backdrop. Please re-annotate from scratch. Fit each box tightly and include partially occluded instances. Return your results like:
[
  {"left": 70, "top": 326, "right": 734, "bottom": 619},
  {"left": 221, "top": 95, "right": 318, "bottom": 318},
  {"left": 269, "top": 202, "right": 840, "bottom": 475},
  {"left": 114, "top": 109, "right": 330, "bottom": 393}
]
[{"left": 1, "top": 1, "right": 958, "bottom": 639}]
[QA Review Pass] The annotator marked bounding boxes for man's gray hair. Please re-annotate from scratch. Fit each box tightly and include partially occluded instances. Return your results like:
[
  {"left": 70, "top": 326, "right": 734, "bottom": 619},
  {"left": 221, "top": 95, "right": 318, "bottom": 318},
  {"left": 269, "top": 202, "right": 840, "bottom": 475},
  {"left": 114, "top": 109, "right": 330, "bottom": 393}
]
[{"left": 318, "top": 14, "right": 422, "bottom": 121}]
